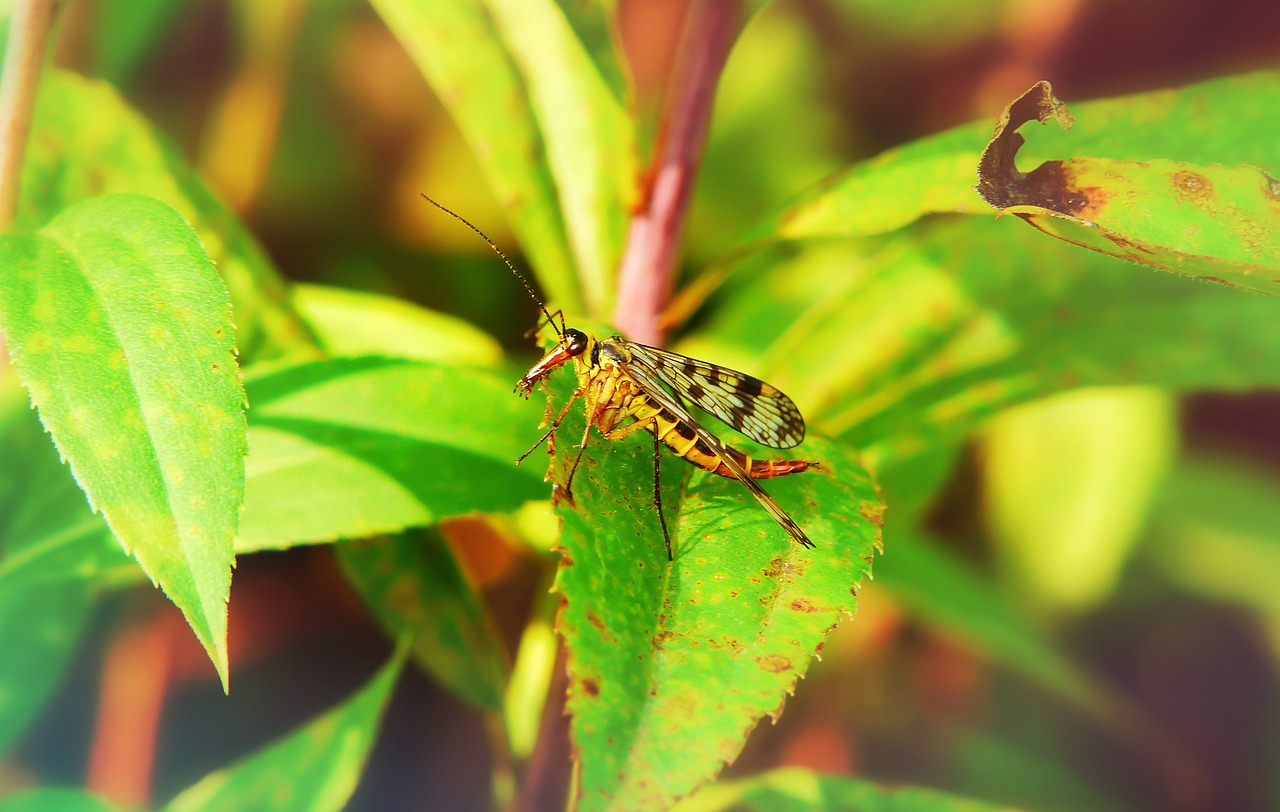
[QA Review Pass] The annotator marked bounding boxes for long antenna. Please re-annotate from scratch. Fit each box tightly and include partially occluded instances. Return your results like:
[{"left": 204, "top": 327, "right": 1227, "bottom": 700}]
[{"left": 420, "top": 193, "right": 562, "bottom": 337}]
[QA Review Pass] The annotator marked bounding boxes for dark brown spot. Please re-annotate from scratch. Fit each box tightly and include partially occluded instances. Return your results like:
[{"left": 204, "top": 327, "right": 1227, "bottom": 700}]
[
  {"left": 686, "top": 382, "right": 706, "bottom": 400},
  {"left": 1202, "top": 276, "right": 1240, "bottom": 289},
  {"left": 1172, "top": 170, "right": 1213, "bottom": 201},
  {"left": 790, "top": 598, "right": 818, "bottom": 613},
  {"left": 756, "top": 654, "right": 792, "bottom": 673},
  {"left": 586, "top": 611, "right": 606, "bottom": 633},
  {"left": 581, "top": 678, "right": 600, "bottom": 697},
  {"left": 673, "top": 420, "right": 696, "bottom": 441},
  {"left": 740, "top": 375, "right": 764, "bottom": 397},
  {"left": 761, "top": 558, "right": 784, "bottom": 579}
]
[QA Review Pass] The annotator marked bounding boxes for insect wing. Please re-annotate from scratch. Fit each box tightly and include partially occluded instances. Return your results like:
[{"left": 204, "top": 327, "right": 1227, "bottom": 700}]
[
  {"left": 619, "top": 360, "right": 815, "bottom": 548},
  {"left": 626, "top": 343, "right": 805, "bottom": 449}
]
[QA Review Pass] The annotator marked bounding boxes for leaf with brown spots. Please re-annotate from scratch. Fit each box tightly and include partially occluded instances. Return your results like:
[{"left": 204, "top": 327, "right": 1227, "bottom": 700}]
[
  {"left": 977, "top": 81, "right": 1280, "bottom": 296},
  {"left": 548, "top": 363, "right": 881, "bottom": 812}
]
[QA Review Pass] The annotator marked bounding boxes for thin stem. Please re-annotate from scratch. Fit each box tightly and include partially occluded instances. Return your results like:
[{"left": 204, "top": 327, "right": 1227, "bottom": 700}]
[
  {"left": 0, "top": 0, "right": 59, "bottom": 232},
  {"left": 612, "top": 0, "right": 746, "bottom": 346}
]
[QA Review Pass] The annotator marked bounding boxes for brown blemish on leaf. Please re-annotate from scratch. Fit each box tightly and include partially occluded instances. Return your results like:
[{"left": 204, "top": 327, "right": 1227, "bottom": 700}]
[
  {"left": 581, "top": 677, "right": 600, "bottom": 697},
  {"left": 790, "top": 598, "right": 818, "bottom": 613},
  {"left": 760, "top": 558, "right": 784, "bottom": 580},
  {"left": 1171, "top": 170, "right": 1214, "bottom": 202},
  {"left": 976, "top": 80, "right": 1075, "bottom": 211},
  {"left": 756, "top": 654, "right": 792, "bottom": 673},
  {"left": 586, "top": 611, "right": 606, "bottom": 633},
  {"left": 859, "top": 504, "right": 885, "bottom": 528},
  {"left": 1202, "top": 276, "right": 1238, "bottom": 288}
]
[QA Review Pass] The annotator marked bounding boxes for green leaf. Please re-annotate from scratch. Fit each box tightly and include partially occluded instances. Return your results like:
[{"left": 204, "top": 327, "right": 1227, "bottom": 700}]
[
  {"left": 162, "top": 647, "right": 406, "bottom": 812},
  {"left": 369, "top": 0, "right": 582, "bottom": 313},
  {"left": 290, "top": 282, "right": 503, "bottom": 367},
  {"left": 23, "top": 70, "right": 312, "bottom": 361},
  {"left": 976, "top": 81, "right": 1280, "bottom": 296},
  {"left": 983, "top": 387, "right": 1177, "bottom": 613},
  {"left": 673, "top": 766, "right": 1021, "bottom": 812},
  {"left": 91, "top": 0, "right": 188, "bottom": 83},
  {"left": 485, "top": 0, "right": 635, "bottom": 316},
  {"left": 551, "top": 0, "right": 629, "bottom": 104},
  {"left": 0, "top": 194, "right": 246, "bottom": 687},
  {"left": 551, "top": 380, "right": 882, "bottom": 810},
  {"left": 762, "top": 70, "right": 1280, "bottom": 247},
  {"left": 950, "top": 729, "right": 1136, "bottom": 812},
  {"left": 0, "top": 407, "right": 130, "bottom": 757},
  {"left": 695, "top": 219, "right": 1280, "bottom": 473},
  {"left": 688, "top": 8, "right": 848, "bottom": 261},
  {"left": 238, "top": 357, "right": 548, "bottom": 551},
  {"left": 865, "top": 445, "right": 1114, "bottom": 721},
  {"left": 1148, "top": 456, "right": 1280, "bottom": 637},
  {"left": 336, "top": 528, "right": 509, "bottom": 710},
  {"left": 873, "top": 529, "right": 1108, "bottom": 717},
  {"left": 0, "top": 789, "right": 118, "bottom": 812}
]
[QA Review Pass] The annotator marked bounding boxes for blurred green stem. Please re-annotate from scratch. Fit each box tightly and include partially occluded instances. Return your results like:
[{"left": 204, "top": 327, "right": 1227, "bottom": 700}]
[
  {"left": 512, "top": 638, "right": 570, "bottom": 812},
  {"left": 0, "top": 0, "right": 58, "bottom": 232},
  {"left": 613, "top": 0, "right": 746, "bottom": 345}
]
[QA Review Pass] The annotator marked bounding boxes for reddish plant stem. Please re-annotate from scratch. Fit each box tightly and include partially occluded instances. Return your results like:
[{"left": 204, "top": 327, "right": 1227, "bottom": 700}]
[
  {"left": 0, "top": 0, "right": 59, "bottom": 232},
  {"left": 612, "top": 0, "right": 746, "bottom": 346}
]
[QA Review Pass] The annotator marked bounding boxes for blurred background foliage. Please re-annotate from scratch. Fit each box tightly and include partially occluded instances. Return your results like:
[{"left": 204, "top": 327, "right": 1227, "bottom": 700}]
[{"left": 2, "top": 0, "right": 1280, "bottom": 810}]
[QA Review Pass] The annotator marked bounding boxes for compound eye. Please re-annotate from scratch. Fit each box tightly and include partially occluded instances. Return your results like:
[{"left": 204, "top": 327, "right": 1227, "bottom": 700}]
[{"left": 565, "top": 329, "right": 588, "bottom": 356}]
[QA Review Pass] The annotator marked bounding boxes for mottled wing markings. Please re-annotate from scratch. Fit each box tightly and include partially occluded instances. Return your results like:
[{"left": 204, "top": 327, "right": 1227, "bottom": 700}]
[
  {"left": 626, "top": 343, "right": 805, "bottom": 449},
  {"left": 618, "top": 357, "right": 815, "bottom": 547}
]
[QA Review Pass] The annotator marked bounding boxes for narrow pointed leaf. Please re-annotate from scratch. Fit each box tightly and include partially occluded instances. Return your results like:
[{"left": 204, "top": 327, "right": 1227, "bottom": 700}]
[
  {"left": 485, "top": 0, "right": 635, "bottom": 316},
  {"left": 336, "top": 528, "right": 509, "bottom": 710},
  {"left": 551, "top": 0, "right": 628, "bottom": 103},
  {"left": 0, "top": 194, "right": 245, "bottom": 686},
  {"left": 369, "top": 0, "right": 581, "bottom": 311},
  {"left": 674, "top": 766, "right": 1026, "bottom": 812},
  {"left": 163, "top": 648, "right": 405, "bottom": 812}
]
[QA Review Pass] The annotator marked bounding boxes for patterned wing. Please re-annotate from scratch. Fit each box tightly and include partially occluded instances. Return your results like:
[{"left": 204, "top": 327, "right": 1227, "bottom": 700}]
[
  {"left": 625, "top": 343, "right": 805, "bottom": 449},
  {"left": 618, "top": 359, "right": 815, "bottom": 548}
]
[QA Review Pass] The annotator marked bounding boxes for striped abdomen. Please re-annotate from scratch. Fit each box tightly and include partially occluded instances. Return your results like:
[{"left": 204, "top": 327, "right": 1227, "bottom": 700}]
[{"left": 650, "top": 405, "right": 814, "bottom": 480}]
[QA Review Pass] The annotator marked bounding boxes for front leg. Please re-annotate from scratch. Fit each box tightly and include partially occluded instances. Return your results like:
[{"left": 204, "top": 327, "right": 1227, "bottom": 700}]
[
  {"left": 564, "top": 381, "right": 604, "bottom": 495},
  {"left": 516, "top": 387, "right": 581, "bottom": 466}
]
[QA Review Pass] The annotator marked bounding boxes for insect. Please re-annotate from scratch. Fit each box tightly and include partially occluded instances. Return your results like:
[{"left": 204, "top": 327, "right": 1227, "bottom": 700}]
[{"left": 422, "top": 195, "right": 819, "bottom": 559}]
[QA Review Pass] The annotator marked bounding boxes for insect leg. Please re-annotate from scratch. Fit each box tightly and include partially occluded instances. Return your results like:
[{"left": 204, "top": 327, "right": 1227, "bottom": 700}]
[
  {"left": 564, "top": 418, "right": 593, "bottom": 494},
  {"left": 516, "top": 389, "right": 580, "bottom": 465},
  {"left": 563, "top": 387, "right": 601, "bottom": 495},
  {"left": 652, "top": 430, "right": 673, "bottom": 561}
]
